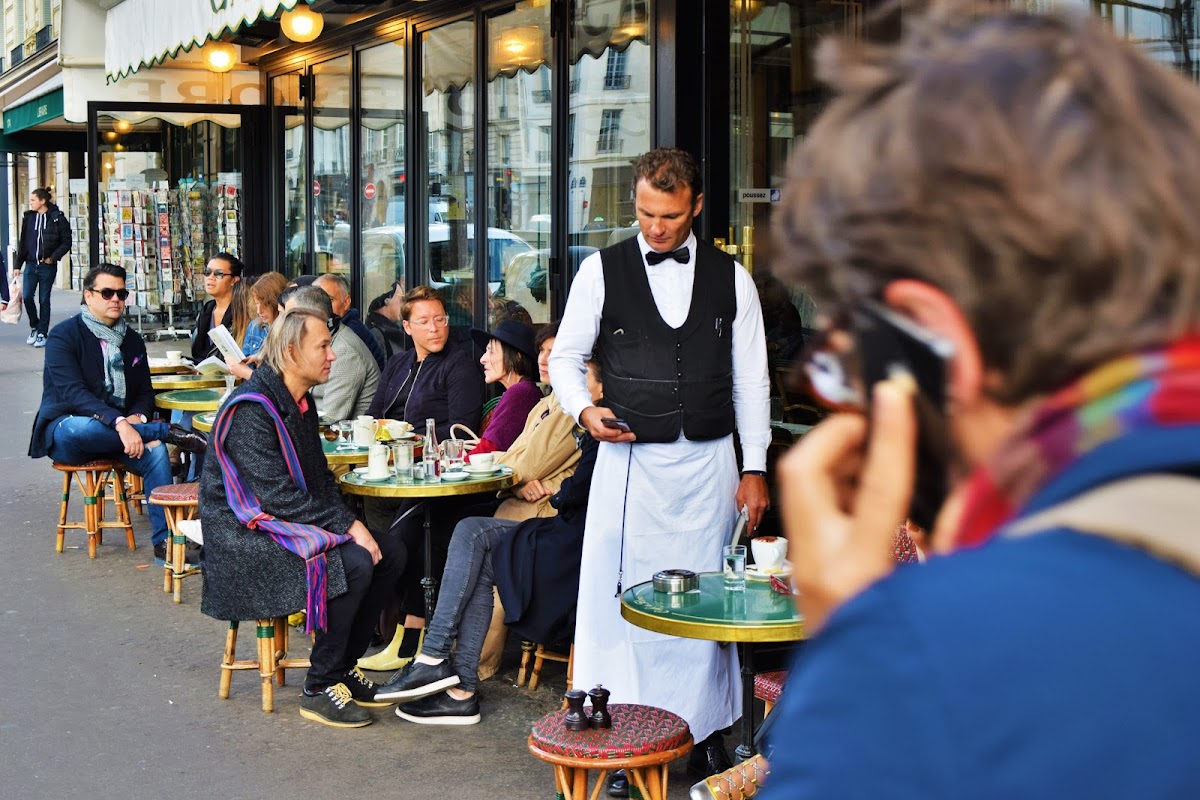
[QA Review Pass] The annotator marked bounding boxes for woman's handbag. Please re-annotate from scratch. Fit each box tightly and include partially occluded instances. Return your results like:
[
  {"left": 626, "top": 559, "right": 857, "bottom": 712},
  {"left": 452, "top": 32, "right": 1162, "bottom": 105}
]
[
  {"left": 1, "top": 272, "right": 21, "bottom": 323},
  {"left": 450, "top": 423, "right": 481, "bottom": 449}
]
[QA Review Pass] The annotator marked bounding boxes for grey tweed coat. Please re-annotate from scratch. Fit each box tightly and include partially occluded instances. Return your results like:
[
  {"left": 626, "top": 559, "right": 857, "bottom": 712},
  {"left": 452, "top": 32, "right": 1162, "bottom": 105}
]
[{"left": 199, "top": 364, "right": 358, "bottom": 621}]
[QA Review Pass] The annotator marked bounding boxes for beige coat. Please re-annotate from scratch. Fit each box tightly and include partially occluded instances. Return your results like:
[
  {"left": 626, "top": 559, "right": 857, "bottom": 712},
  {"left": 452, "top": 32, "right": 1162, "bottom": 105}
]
[{"left": 493, "top": 392, "right": 582, "bottom": 521}]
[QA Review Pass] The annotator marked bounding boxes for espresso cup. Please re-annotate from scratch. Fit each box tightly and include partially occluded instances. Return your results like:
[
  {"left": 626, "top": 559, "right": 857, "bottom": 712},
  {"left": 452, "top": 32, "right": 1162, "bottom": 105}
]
[
  {"left": 751, "top": 536, "right": 789, "bottom": 572},
  {"left": 470, "top": 451, "right": 495, "bottom": 469},
  {"left": 353, "top": 416, "right": 376, "bottom": 447},
  {"left": 165, "top": 350, "right": 183, "bottom": 365}
]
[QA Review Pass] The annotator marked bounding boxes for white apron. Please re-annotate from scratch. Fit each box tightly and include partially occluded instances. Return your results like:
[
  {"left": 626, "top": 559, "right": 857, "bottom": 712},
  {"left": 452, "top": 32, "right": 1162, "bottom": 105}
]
[{"left": 572, "top": 434, "right": 742, "bottom": 743}]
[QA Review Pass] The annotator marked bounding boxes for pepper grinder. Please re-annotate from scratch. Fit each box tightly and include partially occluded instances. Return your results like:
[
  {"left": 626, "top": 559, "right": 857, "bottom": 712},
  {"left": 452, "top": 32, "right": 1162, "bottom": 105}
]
[
  {"left": 564, "top": 689, "right": 590, "bottom": 731},
  {"left": 588, "top": 684, "right": 612, "bottom": 729}
]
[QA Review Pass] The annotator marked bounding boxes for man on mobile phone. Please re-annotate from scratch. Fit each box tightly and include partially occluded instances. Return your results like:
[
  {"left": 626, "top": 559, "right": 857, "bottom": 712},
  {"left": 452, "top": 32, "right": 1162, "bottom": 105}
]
[
  {"left": 16, "top": 187, "right": 72, "bottom": 348},
  {"left": 762, "top": 5, "right": 1200, "bottom": 798},
  {"left": 549, "top": 147, "right": 770, "bottom": 788}
]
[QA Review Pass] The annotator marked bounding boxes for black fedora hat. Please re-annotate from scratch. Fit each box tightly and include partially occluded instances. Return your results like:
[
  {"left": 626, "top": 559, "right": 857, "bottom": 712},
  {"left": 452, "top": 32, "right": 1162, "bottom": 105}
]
[{"left": 471, "top": 319, "right": 537, "bottom": 361}]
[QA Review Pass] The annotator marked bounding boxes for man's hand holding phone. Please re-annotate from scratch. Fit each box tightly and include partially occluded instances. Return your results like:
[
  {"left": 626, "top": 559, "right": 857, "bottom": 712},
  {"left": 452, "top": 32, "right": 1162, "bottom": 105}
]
[
  {"left": 580, "top": 406, "right": 637, "bottom": 443},
  {"left": 778, "top": 378, "right": 916, "bottom": 633}
]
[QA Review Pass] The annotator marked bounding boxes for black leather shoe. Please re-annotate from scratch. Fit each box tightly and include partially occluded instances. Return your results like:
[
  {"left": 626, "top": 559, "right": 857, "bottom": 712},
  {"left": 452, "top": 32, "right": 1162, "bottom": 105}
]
[
  {"left": 395, "top": 691, "right": 480, "bottom": 725},
  {"left": 687, "top": 733, "right": 733, "bottom": 780},
  {"left": 607, "top": 770, "right": 629, "bottom": 797},
  {"left": 166, "top": 424, "right": 208, "bottom": 454},
  {"left": 374, "top": 659, "right": 459, "bottom": 702}
]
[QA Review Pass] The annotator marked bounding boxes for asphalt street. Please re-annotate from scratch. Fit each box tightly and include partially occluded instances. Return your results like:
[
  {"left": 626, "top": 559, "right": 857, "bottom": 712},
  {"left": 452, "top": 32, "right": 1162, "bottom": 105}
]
[{"left": 0, "top": 287, "right": 700, "bottom": 800}]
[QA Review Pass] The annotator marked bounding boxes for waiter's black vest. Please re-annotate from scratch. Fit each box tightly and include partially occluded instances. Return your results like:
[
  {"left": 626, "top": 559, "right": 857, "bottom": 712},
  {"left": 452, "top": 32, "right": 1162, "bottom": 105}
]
[{"left": 597, "top": 236, "right": 736, "bottom": 443}]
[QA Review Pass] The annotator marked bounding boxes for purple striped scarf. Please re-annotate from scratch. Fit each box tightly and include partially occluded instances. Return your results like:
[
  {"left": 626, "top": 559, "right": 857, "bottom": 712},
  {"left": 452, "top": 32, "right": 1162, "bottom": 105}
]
[{"left": 212, "top": 393, "right": 351, "bottom": 634}]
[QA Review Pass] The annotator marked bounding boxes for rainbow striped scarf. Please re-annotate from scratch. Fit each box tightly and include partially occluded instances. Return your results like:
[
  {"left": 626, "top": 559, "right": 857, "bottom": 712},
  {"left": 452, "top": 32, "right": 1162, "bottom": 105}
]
[
  {"left": 212, "top": 393, "right": 352, "bottom": 634},
  {"left": 953, "top": 337, "right": 1200, "bottom": 550}
]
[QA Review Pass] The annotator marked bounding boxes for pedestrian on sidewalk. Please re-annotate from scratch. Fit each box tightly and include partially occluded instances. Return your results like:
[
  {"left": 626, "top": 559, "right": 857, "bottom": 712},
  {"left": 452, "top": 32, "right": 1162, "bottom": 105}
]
[{"left": 16, "top": 187, "right": 72, "bottom": 348}]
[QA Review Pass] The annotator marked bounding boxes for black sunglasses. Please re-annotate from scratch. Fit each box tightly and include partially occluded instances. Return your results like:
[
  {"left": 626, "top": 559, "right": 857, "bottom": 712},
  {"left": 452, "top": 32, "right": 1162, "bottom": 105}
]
[
  {"left": 202, "top": 268, "right": 233, "bottom": 278},
  {"left": 90, "top": 287, "right": 130, "bottom": 301}
]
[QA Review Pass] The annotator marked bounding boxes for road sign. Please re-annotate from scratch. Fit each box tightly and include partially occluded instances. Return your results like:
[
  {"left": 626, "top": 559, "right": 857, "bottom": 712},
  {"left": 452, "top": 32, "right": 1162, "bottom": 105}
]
[
  {"left": 312, "top": 180, "right": 321, "bottom": 196},
  {"left": 364, "top": 182, "right": 376, "bottom": 200}
]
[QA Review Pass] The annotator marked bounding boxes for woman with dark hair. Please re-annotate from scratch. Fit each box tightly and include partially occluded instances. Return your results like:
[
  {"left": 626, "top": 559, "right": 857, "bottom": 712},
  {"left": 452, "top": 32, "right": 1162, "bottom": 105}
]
[
  {"left": 191, "top": 252, "right": 250, "bottom": 362},
  {"left": 467, "top": 318, "right": 543, "bottom": 459}
]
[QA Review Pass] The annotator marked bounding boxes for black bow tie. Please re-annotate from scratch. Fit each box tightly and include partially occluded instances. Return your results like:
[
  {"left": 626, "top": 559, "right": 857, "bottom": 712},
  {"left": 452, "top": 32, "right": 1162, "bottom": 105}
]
[{"left": 645, "top": 247, "right": 689, "bottom": 266}]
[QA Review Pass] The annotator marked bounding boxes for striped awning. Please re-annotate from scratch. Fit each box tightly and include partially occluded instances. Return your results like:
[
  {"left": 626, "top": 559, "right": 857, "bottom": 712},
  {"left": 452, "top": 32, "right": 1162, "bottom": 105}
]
[{"left": 104, "top": 0, "right": 306, "bottom": 82}]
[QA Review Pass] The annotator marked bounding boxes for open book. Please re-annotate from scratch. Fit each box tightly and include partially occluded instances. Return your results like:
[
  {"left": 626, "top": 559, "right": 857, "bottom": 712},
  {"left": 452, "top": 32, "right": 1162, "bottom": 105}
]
[
  {"left": 194, "top": 355, "right": 230, "bottom": 375},
  {"left": 208, "top": 324, "right": 246, "bottom": 364}
]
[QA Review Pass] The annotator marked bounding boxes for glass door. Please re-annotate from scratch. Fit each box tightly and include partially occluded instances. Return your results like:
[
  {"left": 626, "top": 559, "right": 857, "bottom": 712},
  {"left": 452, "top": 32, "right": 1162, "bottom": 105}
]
[
  {"left": 360, "top": 37, "right": 407, "bottom": 306},
  {"left": 274, "top": 71, "right": 307, "bottom": 275},
  {"left": 312, "top": 55, "right": 353, "bottom": 277}
]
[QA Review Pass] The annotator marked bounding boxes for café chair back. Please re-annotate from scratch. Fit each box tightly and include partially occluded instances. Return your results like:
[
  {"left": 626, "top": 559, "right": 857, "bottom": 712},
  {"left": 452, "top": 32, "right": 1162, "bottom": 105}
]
[
  {"left": 529, "top": 703, "right": 692, "bottom": 800},
  {"left": 52, "top": 460, "right": 136, "bottom": 558}
]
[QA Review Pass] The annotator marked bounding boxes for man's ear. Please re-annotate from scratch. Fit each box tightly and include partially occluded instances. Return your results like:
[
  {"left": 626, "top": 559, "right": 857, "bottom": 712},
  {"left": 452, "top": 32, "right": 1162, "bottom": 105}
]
[{"left": 881, "top": 280, "right": 985, "bottom": 406}]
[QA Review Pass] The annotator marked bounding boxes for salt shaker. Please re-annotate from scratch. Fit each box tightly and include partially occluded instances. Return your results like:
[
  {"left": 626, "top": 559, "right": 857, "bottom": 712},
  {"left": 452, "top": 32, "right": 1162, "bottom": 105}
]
[{"left": 564, "top": 689, "right": 590, "bottom": 731}]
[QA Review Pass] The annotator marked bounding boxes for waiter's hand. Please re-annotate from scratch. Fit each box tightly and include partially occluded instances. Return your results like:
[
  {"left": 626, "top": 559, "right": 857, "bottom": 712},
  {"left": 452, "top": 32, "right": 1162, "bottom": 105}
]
[
  {"left": 347, "top": 520, "right": 382, "bottom": 565},
  {"left": 580, "top": 405, "right": 636, "bottom": 444},
  {"left": 778, "top": 378, "right": 916, "bottom": 633},
  {"left": 736, "top": 474, "right": 770, "bottom": 533}
]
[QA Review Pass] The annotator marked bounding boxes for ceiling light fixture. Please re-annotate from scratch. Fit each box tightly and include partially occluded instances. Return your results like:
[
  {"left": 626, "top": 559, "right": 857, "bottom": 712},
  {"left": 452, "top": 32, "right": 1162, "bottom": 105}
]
[
  {"left": 204, "top": 41, "right": 237, "bottom": 73},
  {"left": 280, "top": 5, "right": 325, "bottom": 43}
]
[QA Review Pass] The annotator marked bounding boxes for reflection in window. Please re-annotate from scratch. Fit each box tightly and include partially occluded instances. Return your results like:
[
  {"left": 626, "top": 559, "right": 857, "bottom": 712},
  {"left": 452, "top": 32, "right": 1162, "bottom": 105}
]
[{"left": 360, "top": 38, "right": 406, "bottom": 307}]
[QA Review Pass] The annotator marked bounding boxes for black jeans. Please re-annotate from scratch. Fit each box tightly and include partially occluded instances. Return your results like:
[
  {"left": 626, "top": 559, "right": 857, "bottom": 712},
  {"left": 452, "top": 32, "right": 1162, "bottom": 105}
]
[
  {"left": 23, "top": 261, "right": 56, "bottom": 336},
  {"left": 0, "top": 257, "right": 8, "bottom": 304},
  {"left": 306, "top": 531, "right": 406, "bottom": 691}
]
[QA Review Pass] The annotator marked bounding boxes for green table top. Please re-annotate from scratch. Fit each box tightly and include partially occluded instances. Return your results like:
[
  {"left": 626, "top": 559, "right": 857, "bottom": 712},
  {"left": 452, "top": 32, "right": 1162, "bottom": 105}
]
[
  {"left": 155, "top": 388, "right": 223, "bottom": 411},
  {"left": 339, "top": 466, "right": 514, "bottom": 498},
  {"left": 193, "top": 411, "right": 217, "bottom": 433},
  {"left": 621, "top": 572, "right": 805, "bottom": 643}
]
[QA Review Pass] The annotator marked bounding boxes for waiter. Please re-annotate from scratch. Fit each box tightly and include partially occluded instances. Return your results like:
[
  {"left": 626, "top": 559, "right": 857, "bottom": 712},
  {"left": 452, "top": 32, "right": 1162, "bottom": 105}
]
[{"left": 549, "top": 147, "right": 770, "bottom": 787}]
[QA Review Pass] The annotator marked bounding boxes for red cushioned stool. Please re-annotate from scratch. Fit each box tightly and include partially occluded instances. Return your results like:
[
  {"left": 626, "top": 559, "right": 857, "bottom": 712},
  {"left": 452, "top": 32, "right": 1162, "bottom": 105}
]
[
  {"left": 528, "top": 703, "right": 693, "bottom": 800},
  {"left": 753, "top": 671, "right": 787, "bottom": 717},
  {"left": 148, "top": 482, "right": 200, "bottom": 603}
]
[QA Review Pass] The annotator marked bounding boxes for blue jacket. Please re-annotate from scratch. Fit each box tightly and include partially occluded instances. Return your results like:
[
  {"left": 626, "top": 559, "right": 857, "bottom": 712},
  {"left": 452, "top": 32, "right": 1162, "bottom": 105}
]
[
  {"left": 763, "top": 424, "right": 1200, "bottom": 799},
  {"left": 29, "top": 314, "right": 155, "bottom": 459},
  {"left": 365, "top": 338, "right": 484, "bottom": 444}
]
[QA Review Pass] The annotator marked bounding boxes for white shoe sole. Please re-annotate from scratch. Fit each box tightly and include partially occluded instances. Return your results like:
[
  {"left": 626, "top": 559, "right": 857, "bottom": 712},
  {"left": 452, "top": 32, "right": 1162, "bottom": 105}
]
[
  {"left": 375, "top": 674, "right": 459, "bottom": 702},
  {"left": 395, "top": 709, "right": 480, "bottom": 726}
]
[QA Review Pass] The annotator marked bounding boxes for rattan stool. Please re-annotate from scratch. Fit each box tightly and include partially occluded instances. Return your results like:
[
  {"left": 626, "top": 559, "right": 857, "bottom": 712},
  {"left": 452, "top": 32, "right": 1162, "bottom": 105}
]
[
  {"left": 529, "top": 703, "right": 693, "bottom": 800},
  {"left": 518, "top": 642, "right": 574, "bottom": 692},
  {"left": 52, "top": 461, "right": 135, "bottom": 558},
  {"left": 126, "top": 472, "right": 146, "bottom": 515},
  {"left": 219, "top": 616, "right": 310, "bottom": 713},
  {"left": 148, "top": 482, "right": 200, "bottom": 603}
]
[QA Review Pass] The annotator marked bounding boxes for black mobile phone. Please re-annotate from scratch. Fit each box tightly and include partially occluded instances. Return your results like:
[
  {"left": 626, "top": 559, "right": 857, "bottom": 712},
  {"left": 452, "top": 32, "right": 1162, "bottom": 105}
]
[
  {"left": 850, "top": 300, "right": 954, "bottom": 532},
  {"left": 601, "top": 417, "right": 632, "bottom": 432}
]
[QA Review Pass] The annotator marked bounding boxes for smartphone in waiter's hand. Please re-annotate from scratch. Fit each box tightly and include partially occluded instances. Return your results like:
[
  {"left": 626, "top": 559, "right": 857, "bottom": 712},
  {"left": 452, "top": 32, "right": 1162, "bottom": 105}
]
[
  {"left": 850, "top": 300, "right": 955, "bottom": 532},
  {"left": 601, "top": 417, "right": 632, "bottom": 433}
]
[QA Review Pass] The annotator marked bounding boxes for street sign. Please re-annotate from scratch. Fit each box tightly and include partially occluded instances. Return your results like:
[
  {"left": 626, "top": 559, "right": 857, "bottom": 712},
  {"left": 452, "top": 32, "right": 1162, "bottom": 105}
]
[
  {"left": 312, "top": 180, "right": 321, "bottom": 196},
  {"left": 364, "top": 182, "right": 376, "bottom": 199}
]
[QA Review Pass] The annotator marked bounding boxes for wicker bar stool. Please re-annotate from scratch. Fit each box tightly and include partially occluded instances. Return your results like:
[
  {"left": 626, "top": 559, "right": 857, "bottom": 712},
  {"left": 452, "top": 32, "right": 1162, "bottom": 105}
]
[
  {"left": 529, "top": 704, "right": 693, "bottom": 800},
  {"left": 219, "top": 616, "right": 311, "bottom": 713},
  {"left": 147, "top": 482, "right": 200, "bottom": 603},
  {"left": 52, "top": 461, "right": 135, "bottom": 558},
  {"left": 126, "top": 473, "right": 146, "bottom": 515},
  {"left": 517, "top": 642, "right": 574, "bottom": 692}
]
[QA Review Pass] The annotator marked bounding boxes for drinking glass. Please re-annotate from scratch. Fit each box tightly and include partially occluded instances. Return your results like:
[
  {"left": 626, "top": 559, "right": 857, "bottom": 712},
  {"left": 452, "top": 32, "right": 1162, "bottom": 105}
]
[
  {"left": 723, "top": 544, "right": 747, "bottom": 591},
  {"left": 443, "top": 439, "right": 465, "bottom": 472},
  {"left": 336, "top": 421, "right": 353, "bottom": 448},
  {"left": 392, "top": 442, "right": 414, "bottom": 484}
]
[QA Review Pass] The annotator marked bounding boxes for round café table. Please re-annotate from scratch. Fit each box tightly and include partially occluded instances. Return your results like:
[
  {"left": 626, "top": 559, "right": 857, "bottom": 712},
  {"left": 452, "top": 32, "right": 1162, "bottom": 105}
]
[
  {"left": 155, "top": 388, "right": 223, "bottom": 413},
  {"left": 339, "top": 466, "right": 514, "bottom": 621},
  {"left": 621, "top": 571, "right": 805, "bottom": 759},
  {"left": 152, "top": 374, "right": 227, "bottom": 391},
  {"left": 323, "top": 435, "right": 425, "bottom": 467},
  {"left": 148, "top": 360, "right": 194, "bottom": 376},
  {"left": 192, "top": 411, "right": 216, "bottom": 434}
]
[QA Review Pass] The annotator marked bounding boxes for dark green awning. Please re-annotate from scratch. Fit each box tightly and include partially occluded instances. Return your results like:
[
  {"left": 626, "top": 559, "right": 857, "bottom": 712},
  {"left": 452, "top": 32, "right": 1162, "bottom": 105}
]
[{"left": 3, "top": 88, "right": 64, "bottom": 134}]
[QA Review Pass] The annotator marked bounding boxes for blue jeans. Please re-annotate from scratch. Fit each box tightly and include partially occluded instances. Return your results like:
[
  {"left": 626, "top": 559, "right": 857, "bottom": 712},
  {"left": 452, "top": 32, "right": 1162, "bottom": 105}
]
[
  {"left": 423, "top": 516, "right": 519, "bottom": 693},
  {"left": 47, "top": 416, "right": 172, "bottom": 546},
  {"left": 23, "top": 261, "right": 56, "bottom": 337}
]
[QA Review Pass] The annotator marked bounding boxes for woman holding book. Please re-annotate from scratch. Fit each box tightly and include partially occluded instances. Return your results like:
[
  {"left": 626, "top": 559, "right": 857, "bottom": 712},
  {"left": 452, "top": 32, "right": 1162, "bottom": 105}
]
[{"left": 191, "top": 252, "right": 250, "bottom": 362}]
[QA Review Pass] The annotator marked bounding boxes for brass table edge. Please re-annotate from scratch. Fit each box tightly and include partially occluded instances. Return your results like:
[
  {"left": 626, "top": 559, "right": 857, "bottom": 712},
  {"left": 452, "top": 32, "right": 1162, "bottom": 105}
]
[
  {"left": 338, "top": 473, "right": 514, "bottom": 498},
  {"left": 155, "top": 398, "right": 221, "bottom": 411},
  {"left": 620, "top": 599, "right": 806, "bottom": 643}
]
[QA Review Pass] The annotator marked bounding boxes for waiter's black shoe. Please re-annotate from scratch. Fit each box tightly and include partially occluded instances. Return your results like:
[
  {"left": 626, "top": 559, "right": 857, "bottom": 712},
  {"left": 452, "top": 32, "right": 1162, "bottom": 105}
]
[
  {"left": 166, "top": 424, "right": 208, "bottom": 454},
  {"left": 687, "top": 732, "right": 733, "bottom": 780},
  {"left": 607, "top": 770, "right": 629, "bottom": 797}
]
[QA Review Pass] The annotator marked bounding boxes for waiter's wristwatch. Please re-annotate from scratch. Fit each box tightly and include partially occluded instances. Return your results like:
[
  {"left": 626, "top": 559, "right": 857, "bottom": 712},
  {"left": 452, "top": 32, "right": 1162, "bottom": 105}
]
[{"left": 741, "top": 469, "right": 767, "bottom": 478}]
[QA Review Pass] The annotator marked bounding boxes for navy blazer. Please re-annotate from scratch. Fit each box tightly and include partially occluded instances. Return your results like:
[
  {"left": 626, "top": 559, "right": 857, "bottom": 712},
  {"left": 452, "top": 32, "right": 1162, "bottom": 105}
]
[{"left": 29, "top": 314, "right": 155, "bottom": 459}]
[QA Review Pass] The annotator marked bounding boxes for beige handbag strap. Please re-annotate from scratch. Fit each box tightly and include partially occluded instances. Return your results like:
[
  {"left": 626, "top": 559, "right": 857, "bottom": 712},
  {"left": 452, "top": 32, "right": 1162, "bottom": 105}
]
[
  {"left": 1004, "top": 474, "right": 1200, "bottom": 577},
  {"left": 449, "top": 423, "right": 480, "bottom": 446}
]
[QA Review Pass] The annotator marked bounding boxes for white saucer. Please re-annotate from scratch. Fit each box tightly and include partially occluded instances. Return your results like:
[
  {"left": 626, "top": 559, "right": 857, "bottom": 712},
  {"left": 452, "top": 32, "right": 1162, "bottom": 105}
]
[
  {"left": 440, "top": 471, "right": 469, "bottom": 482},
  {"left": 464, "top": 465, "right": 498, "bottom": 475},
  {"left": 746, "top": 562, "right": 792, "bottom": 580}
]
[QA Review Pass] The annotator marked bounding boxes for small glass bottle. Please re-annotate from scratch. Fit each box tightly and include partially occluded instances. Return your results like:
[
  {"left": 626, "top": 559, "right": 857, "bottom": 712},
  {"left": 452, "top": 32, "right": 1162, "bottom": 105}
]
[{"left": 423, "top": 418, "right": 440, "bottom": 482}]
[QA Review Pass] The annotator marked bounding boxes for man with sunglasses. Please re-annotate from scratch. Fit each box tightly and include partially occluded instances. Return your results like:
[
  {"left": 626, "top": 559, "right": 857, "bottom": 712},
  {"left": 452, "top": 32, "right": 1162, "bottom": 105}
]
[{"left": 28, "top": 264, "right": 206, "bottom": 560}]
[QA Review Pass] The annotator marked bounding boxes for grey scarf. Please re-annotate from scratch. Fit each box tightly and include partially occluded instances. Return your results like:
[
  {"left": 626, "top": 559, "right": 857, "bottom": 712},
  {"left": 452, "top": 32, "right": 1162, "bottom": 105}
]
[{"left": 79, "top": 305, "right": 128, "bottom": 408}]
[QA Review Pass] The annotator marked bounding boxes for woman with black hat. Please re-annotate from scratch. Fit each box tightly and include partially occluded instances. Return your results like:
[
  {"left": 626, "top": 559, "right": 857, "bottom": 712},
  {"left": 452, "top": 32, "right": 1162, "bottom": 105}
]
[{"left": 467, "top": 318, "right": 543, "bottom": 459}]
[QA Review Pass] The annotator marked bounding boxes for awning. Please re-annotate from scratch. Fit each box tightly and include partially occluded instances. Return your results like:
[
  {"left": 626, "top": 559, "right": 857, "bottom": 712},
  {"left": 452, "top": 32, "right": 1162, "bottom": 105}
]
[
  {"left": 64, "top": 66, "right": 262, "bottom": 125},
  {"left": 104, "top": 0, "right": 306, "bottom": 82},
  {"left": 3, "top": 87, "right": 64, "bottom": 134}
]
